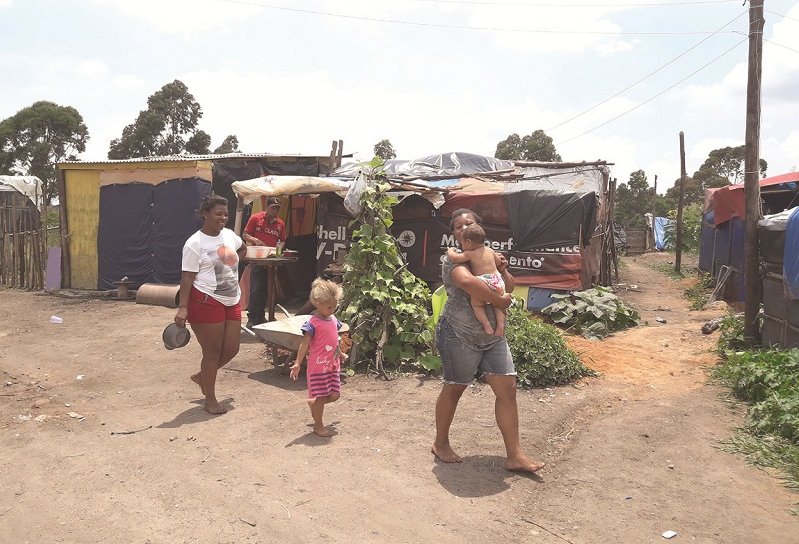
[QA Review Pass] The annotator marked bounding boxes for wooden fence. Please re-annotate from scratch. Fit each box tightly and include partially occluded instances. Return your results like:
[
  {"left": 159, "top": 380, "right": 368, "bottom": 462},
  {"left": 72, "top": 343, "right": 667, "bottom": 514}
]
[{"left": 0, "top": 197, "right": 48, "bottom": 290}]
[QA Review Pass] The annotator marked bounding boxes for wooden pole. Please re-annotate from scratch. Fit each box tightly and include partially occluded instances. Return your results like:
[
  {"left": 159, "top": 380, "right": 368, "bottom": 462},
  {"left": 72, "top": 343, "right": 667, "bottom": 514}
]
[
  {"left": 651, "top": 174, "right": 658, "bottom": 250},
  {"left": 234, "top": 196, "right": 244, "bottom": 236},
  {"left": 675, "top": 132, "right": 687, "bottom": 274},
  {"left": 336, "top": 139, "right": 344, "bottom": 168},
  {"left": 329, "top": 140, "right": 338, "bottom": 172},
  {"left": 744, "top": 0, "right": 765, "bottom": 342},
  {"left": 56, "top": 168, "right": 71, "bottom": 289}
]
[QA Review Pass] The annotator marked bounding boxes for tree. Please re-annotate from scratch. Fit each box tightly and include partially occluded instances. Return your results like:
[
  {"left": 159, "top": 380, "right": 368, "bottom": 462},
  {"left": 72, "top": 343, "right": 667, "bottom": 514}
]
[
  {"left": 213, "top": 135, "right": 239, "bottom": 154},
  {"left": 373, "top": 139, "right": 396, "bottom": 160},
  {"left": 0, "top": 101, "right": 89, "bottom": 202},
  {"left": 108, "top": 80, "right": 210, "bottom": 159},
  {"left": 613, "top": 169, "right": 654, "bottom": 229},
  {"left": 495, "top": 130, "right": 561, "bottom": 162}
]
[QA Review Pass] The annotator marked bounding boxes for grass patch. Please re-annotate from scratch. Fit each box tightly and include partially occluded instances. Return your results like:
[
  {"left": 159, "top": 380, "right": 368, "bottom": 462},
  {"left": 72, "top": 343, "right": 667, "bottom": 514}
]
[
  {"left": 713, "top": 346, "right": 799, "bottom": 504},
  {"left": 719, "top": 430, "right": 799, "bottom": 500},
  {"left": 684, "top": 272, "right": 714, "bottom": 310}
]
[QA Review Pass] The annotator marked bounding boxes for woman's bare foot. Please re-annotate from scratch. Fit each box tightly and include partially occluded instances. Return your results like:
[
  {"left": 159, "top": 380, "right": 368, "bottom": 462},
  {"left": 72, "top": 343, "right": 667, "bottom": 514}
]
[
  {"left": 203, "top": 400, "right": 227, "bottom": 415},
  {"left": 431, "top": 443, "right": 462, "bottom": 463},
  {"left": 190, "top": 373, "right": 205, "bottom": 395},
  {"left": 313, "top": 424, "right": 333, "bottom": 437},
  {"left": 506, "top": 454, "right": 545, "bottom": 473}
]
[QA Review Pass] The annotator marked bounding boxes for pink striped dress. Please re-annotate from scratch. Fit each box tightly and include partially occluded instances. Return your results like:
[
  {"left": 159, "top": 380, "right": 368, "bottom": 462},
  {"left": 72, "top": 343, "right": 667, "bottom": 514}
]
[{"left": 300, "top": 315, "right": 342, "bottom": 399}]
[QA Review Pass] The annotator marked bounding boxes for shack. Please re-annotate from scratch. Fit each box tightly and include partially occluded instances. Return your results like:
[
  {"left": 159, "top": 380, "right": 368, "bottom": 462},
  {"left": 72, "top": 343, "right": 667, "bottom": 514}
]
[
  {"left": 0, "top": 176, "right": 45, "bottom": 289},
  {"left": 55, "top": 151, "right": 344, "bottom": 290},
  {"left": 231, "top": 152, "right": 614, "bottom": 309},
  {"left": 699, "top": 172, "right": 799, "bottom": 302}
]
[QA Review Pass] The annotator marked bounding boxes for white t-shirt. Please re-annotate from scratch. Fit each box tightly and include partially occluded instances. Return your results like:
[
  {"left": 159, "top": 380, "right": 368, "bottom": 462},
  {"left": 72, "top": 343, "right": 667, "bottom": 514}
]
[{"left": 181, "top": 228, "right": 243, "bottom": 306}]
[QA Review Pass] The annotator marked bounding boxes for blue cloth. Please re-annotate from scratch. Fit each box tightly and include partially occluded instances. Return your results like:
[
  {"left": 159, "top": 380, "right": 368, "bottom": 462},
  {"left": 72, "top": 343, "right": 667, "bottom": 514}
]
[
  {"left": 654, "top": 217, "right": 672, "bottom": 251},
  {"left": 784, "top": 207, "right": 799, "bottom": 300}
]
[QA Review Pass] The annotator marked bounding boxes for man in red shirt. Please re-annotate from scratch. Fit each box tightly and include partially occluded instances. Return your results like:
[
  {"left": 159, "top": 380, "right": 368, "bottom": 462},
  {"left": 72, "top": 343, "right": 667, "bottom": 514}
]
[{"left": 243, "top": 197, "right": 287, "bottom": 327}]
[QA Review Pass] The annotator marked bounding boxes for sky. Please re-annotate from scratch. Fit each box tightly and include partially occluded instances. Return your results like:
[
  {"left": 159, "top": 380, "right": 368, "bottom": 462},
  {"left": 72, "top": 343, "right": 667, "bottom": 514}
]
[{"left": 2, "top": 0, "right": 798, "bottom": 192}]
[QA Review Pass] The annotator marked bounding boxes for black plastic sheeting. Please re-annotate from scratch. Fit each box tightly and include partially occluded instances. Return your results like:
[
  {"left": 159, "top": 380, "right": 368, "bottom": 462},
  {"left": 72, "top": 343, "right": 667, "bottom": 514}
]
[
  {"left": 504, "top": 189, "right": 598, "bottom": 250},
  {"left": 97, "top": 178, "right": 210, "bottom": 290}
]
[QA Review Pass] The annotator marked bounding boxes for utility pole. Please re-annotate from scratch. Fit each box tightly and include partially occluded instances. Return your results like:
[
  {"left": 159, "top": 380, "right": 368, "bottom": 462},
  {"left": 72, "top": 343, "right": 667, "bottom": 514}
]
[
  {"left": 743, "top": 0, "right": 764, "bottom": 342},
  {"left": 675, "top": 133, "right": 686, "bottom": 274}
]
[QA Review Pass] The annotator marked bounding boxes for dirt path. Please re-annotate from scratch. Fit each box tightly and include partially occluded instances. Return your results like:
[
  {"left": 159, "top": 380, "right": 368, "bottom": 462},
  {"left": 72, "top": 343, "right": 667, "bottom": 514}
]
[{"left": 1, "top": 253, "right": 797, "bottom": 543}]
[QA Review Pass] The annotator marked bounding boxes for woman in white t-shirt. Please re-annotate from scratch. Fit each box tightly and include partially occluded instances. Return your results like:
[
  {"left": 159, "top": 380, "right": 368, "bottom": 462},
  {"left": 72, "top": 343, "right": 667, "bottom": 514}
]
[{"left": 175, "top": 194, "right": 246, "bottom": 415}]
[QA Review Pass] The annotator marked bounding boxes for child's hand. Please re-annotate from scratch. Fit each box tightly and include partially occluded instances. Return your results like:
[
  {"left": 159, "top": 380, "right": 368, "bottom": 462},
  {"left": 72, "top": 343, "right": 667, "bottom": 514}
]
[{"left": 289, "top": 363, "right": 301, "bottom": 381}]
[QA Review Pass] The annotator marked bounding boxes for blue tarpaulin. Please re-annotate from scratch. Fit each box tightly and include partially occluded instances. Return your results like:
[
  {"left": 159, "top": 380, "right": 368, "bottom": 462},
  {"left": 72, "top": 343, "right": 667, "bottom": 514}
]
[
  {"left": 785, "top": 208, "right": 799, "bottom": 299},
  {"left": 654, "top": 217, "right": 672, "bottom": 251}
]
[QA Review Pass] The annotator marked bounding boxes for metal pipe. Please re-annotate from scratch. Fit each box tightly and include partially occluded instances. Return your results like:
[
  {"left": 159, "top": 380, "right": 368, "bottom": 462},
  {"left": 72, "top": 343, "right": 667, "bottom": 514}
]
[{"left": 136, "top": 283, "right": 180, "bottom": 308}]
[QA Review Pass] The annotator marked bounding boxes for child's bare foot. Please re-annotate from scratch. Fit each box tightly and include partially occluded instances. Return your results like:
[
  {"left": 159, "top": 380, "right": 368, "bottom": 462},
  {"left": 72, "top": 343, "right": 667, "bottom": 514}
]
[
  {"left": 190, "top": 373, "right": 205, "bottom": 395},
  {"left": 494, "top": 325, "right": 505, "bottom": 336},
  {"left": 506, "top": 454, "right": 545, "bottom": 473},
  {"left": 203, "top": 400, "right": 227, "bottom": 415},
  {"left": 482, "top": 323, "right": 494, "bottom": 335},
  {"left": 313, "top": 424, "right": 333, "bottom": 437},
  {"left": 431, "top": 443, "right": 462, "bottom": 463}
]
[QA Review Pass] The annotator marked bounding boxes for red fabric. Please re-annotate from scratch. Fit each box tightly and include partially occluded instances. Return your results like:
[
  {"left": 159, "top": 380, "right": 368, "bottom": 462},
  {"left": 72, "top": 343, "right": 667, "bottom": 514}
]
[
  {"left": 187, "top": 287, "right": 242, "bottom": 323},
  {"left": 244, "top": 212, "right": 286, "bottom": 246},
  {"left": 711, "top": 172, "right": 799, "bottom": 225}
]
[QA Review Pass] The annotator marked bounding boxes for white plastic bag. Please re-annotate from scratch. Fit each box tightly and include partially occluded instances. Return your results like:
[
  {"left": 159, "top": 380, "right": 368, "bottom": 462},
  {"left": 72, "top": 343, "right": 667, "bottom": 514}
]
[{"left": 343, "top": 172, "right": 370, "bottom": 216}]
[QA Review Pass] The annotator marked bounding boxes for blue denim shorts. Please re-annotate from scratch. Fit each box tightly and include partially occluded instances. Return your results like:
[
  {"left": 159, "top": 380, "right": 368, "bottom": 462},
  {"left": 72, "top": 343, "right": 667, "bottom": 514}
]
[{"left": 436, "top": 317, "right": 516, "bottom": 385}]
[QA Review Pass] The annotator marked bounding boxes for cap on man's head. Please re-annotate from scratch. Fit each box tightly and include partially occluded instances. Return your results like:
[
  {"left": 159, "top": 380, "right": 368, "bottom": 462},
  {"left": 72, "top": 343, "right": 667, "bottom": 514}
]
[{"left": 266, "top": 197, "right": 281, "bottom": 207}]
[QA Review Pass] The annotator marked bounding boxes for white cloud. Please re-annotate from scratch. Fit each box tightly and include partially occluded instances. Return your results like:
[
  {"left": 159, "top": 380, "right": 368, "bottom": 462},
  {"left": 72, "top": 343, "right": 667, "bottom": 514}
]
[
  {"left": 112, "top": 74, "right": 146, "bottom": 91},
  {"left": 0, "top": 0, "right": 12, "bottom": 8},
  {"left": 93, "top": 0, "right": 261, "bottom": 39},
  {"left": 77, "top": 59, "right": 109, "bottom": 78}
]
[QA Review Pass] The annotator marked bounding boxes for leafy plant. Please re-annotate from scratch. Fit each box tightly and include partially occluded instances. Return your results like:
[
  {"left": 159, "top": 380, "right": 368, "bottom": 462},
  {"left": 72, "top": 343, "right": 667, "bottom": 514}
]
[
  {"left": 713, "top": 349, "right": 799, "bottom": 443},
  {"left": 506, "top": 299, "right": 594, "bottom": 387},
  {"left": 541, "top": 286, "right": 640, "bottom": 340},
  {"left": 684, "top": 273, "right": 713, "bottom": 310},
  {"left": 717, "top": 314, "right": 747, "bottom": 353},
  {"left": 340, "top": 164, "right": 436, "bottom": 376},
  {"left": 663, "top": 202, "right": 703, "bottom": 252}
]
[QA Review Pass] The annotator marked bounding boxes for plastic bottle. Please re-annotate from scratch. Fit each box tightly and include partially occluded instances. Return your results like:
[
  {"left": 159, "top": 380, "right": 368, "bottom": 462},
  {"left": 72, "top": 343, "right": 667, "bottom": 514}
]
[{"left": 50, "top": 316, "right": 63, "bottom": 324}]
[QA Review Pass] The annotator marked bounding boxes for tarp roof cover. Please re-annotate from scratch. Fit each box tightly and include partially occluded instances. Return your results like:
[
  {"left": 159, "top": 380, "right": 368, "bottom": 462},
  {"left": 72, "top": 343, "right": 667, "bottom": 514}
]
[
  {"left": 332, "top": 152, "right": 514, "bottom": 180},
  {"left": 231, "top": 175, "right": 350, "bottom": 204},
  {"left": 705, "top": 172, "right": 799, "bottom": 225},
  {"left": 0, "top": 175, "right": 43, "bottom": 207}
]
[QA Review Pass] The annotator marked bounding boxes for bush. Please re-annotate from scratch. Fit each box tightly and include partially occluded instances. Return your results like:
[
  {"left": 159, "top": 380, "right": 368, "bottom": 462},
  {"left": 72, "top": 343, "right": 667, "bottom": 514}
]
[
  {"left": 713, "top": 349, "right": 799, "bottom": 443},
  {"left": 541, "top": 286, "right": 640, "bottom": 340},
  {"left": 717, "top": 314, "right": 747, "bottom": 353},
  {"left": 506, "top": 300, "right": 595, "bottom": 387}
]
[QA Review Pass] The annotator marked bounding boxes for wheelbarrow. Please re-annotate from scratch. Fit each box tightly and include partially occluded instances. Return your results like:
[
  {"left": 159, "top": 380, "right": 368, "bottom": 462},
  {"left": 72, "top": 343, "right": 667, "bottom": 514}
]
[{"left": 245, "top": 307, "right": 350, "bottom": 373}]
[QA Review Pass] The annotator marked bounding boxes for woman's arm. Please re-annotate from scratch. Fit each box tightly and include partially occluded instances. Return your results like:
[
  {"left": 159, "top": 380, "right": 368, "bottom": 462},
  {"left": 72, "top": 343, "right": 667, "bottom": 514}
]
[
  {"left": 451, "top": 265, "right": 512, "bottom": 309},
  {"left": 175, "top": 271, "right": 197, "bottom": 326}
]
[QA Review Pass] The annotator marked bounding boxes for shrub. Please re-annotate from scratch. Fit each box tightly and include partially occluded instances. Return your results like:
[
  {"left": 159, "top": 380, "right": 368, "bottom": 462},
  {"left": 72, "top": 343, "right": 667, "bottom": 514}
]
[
  {"left": 713, "top": 349, "right": 799, "bottom": 443},
  {"left": 717, "top": 314, "right": 747, "bottom": 353},
  {"left": 541, "top": 286, "right": 640, "bottom": 340},
  {"left": 506, "top": 300, "right": 595, "bottom": 387}
]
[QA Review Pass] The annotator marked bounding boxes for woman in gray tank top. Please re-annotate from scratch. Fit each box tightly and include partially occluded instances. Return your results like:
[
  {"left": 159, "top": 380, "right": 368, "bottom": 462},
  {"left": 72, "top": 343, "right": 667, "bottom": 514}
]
[{"left": 431, "top": 209, "right": 545, "bottom": 473}]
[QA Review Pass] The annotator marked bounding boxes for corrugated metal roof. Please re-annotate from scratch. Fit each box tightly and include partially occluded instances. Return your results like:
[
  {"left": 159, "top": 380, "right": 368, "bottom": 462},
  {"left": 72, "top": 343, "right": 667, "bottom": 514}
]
[{"left": 58, "top": 152, "right": 348, "bottom": 166}]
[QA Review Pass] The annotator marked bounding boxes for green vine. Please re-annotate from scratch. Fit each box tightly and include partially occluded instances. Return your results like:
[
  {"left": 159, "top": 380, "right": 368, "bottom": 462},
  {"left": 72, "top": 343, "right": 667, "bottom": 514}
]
[{"left": 340, "top": 169, "right": 439, "bottom": 377}]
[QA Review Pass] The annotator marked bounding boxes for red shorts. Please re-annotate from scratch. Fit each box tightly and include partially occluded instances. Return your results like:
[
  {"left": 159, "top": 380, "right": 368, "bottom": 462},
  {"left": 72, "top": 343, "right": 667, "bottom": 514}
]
[{"left": 187, "top": 287, "right": 242, "bottom": 323}]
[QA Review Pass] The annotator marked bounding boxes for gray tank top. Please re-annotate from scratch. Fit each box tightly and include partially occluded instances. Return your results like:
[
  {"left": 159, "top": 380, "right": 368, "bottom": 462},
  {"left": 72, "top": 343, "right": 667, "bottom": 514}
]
[{"left": 440, "top": 257, "right": 502, "bottom": 351}]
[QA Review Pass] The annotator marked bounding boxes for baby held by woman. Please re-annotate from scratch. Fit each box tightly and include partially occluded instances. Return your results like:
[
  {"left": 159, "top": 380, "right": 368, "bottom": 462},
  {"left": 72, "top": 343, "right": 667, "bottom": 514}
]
[{"left": 446, "top": 223, "right": 507, "bottom": 336}]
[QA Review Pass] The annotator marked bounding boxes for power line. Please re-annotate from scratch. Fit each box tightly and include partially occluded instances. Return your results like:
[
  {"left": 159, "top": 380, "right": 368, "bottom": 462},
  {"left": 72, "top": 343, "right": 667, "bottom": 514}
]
[
  {"left": 217, "top": 0, "right": 743, "bottom": 35},
  {"left": 409, "top": 0, "right": 740, "bottom": 6},
  {"left": 552, "top": 37, "right": 747, "bottom": 149},
  {"left": 764, "top": 8, "right": 799, "bottom": 23},
  {"left": 546, "top": 10, "right": 746, "bottom": 133},
  {"left": 765, "top": 39, "right": 799, "bottom": 55}
]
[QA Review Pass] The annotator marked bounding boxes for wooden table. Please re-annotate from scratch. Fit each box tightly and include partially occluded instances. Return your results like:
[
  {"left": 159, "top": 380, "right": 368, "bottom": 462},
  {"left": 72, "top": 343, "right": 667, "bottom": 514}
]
[{"left": 245, "top": 256, "right": 299, "bottom": 322}]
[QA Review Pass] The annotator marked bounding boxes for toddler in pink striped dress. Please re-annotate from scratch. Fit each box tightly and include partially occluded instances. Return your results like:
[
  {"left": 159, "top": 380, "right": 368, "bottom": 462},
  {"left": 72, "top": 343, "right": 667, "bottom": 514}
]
[{"left": 290, "top": 279, "right": 345, "bottom": 437}]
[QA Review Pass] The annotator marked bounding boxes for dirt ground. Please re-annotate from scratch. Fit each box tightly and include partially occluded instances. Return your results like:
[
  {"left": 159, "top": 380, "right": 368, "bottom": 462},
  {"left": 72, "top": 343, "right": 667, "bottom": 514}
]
[{"left": 1, "top": 253, "right": 797, "bottom": 544}]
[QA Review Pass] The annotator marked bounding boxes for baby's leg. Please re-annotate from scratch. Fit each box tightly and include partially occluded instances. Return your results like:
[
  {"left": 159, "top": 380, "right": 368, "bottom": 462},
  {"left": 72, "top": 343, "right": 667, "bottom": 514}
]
[
  {"left": 495, "top": 307, "right": 507, "bottom": 336},
  {"left": 471, "top": 299, "right": 494, "bottom": 335}
]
